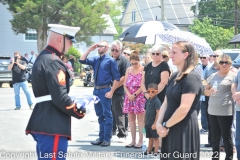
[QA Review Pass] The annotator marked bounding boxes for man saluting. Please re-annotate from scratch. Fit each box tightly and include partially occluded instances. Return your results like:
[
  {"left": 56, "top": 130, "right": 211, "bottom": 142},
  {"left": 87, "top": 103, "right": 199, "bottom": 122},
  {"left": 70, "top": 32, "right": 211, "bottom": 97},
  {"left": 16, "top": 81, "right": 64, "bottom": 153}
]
[{"left": 26, "top": 24, "right": 85, "bottom": 160}]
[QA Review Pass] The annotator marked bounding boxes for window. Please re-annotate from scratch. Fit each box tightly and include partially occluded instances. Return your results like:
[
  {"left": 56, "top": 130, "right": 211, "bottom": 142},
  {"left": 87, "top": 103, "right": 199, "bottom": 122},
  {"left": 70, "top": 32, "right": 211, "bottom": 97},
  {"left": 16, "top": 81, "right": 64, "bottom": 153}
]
[
  {"left": 132, "top": 10, "right": 136, "bottom": 22},
  {"left": 25, "top": 33, "right": 37, "bottom": 40},
  {"left": 24, "top": 30, "right": 37, "bottom": 41}
]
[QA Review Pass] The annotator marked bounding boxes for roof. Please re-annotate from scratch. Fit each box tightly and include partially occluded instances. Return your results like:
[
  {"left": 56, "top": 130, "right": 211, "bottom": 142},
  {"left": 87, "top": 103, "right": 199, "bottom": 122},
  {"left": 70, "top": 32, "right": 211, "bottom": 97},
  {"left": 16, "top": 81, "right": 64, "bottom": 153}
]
[
  {"left": 101, "top": 14, "right": 118, "bottom": 35},
  {"left": 121, "top": 0, "right": 196, "bottom": 26}
]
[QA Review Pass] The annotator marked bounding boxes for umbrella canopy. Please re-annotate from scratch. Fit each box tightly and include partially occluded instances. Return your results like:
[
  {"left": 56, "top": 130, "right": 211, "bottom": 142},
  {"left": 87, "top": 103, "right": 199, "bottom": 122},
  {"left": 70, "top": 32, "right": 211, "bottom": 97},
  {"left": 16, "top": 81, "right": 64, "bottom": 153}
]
[
  {"left": 228, "top": 34, "right": 240, "bottom": 44},
  {"left": 119, "top": 21, "right": 179, "bottom": 44},
  {"left": 156, "top": 30, "right": 213, "bottom": 55}
]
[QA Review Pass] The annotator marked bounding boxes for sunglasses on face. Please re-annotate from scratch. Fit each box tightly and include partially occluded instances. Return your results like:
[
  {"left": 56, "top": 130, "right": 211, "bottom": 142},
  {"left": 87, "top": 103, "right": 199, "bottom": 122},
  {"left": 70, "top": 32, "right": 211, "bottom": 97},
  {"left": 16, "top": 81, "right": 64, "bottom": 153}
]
[
  {"left": 162, "top": 55, "right": 168, "bottom": 58},
  {"left": 111, "top": 49, "right": 119, "bottom": 52},
  {"left": 98, "top": 45, "right": 106, "bottom": 48},
  {"left": 151, "top": 52, "right": 160, "bottom": 56},
  {"left": 123, "top": 52, "right": 130, "bottom": 56},
  {"left": 131, "top": 62, "right": 138, "bottom": 66},
  {"left": 213, "top": 55, "right": 219, "bottom": 58},
  {"left": 219, "top": 61, "right": 230, "bottom": 65},
  {"left": 147, "top": 90, "right": 158, "bottom": 94},
  {"left": 200, "top": 57, "right": 207, "bottom": 59}
]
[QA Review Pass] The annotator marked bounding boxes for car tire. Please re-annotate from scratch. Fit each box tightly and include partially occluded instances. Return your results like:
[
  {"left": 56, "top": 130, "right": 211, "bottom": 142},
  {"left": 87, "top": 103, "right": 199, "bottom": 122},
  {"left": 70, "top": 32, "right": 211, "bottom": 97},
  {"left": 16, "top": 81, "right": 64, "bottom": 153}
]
[
  {"left": 9, "top": 82, "right": 13, "bottom": 88},
  {"left": 83, "top": 83, "right": 88, "bottom": 87}
]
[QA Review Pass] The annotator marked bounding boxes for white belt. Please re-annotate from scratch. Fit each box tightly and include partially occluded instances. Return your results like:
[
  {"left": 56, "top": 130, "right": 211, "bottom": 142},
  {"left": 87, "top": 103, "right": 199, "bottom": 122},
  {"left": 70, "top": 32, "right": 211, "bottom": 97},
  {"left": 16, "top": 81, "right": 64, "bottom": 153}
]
[{"left": 35, "top": 95, "right": 52, "bottom": 103}]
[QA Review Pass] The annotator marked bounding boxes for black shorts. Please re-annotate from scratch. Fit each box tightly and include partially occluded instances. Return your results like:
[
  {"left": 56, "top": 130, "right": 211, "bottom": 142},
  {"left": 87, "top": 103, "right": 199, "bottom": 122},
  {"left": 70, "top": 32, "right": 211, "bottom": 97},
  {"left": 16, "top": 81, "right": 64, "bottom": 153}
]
[{"left": 145, "top": 125, "right": 159, "bottom": 138}]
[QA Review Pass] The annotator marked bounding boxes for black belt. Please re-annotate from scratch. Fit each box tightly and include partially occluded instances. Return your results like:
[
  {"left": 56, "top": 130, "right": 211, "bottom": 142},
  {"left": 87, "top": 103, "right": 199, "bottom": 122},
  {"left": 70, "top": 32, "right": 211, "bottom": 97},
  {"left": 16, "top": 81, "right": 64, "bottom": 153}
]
[{"left": 95, "top": 85, "right": 111, "bottom": 89}]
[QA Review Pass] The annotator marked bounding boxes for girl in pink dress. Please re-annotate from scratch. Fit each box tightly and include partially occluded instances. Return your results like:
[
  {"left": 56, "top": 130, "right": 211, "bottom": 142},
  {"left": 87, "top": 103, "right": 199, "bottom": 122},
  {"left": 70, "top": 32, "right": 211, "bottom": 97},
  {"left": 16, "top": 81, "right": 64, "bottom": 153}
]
[{"left": 123, "top": 50, "right": 146, "bottom": 148}]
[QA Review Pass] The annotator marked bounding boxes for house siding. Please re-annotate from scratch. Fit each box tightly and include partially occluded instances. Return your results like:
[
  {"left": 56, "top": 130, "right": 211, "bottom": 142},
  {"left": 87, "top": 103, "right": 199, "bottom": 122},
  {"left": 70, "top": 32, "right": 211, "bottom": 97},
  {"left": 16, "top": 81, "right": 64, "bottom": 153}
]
[{"left": 0, "top": 3, "right": 38, "bottom": 57}]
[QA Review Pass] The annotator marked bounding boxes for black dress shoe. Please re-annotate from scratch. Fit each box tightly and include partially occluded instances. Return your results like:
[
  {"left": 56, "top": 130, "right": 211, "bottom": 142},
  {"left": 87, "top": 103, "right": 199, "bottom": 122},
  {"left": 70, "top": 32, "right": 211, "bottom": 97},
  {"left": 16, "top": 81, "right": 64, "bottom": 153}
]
[
  {"left": 100, "top": 141, "right": 111, "bottom": 147},
  {"left": 91, "top": 140, "right": 103, "bottom": 145},
  {"left": 204, "top": 144, "right": 212, "bottom": 147}
]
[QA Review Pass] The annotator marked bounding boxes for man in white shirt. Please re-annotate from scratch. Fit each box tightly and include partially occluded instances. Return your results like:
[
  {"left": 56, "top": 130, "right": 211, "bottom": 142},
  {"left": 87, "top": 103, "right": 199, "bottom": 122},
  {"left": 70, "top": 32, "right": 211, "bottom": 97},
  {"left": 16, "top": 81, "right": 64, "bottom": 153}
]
[{"left": 28, "top": 51, "right": 36, "bottom": 64}]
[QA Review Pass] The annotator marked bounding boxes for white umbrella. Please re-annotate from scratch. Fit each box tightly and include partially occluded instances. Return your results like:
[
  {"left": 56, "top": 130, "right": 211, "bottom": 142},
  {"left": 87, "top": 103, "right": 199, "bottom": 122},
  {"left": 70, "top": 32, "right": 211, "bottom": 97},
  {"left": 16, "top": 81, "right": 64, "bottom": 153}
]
[
  {"left": 119, "top": 21, "right": 179, "bottom": 44},
  {"left": 157, "top": 30, "right": 213, "bottom": 55}
]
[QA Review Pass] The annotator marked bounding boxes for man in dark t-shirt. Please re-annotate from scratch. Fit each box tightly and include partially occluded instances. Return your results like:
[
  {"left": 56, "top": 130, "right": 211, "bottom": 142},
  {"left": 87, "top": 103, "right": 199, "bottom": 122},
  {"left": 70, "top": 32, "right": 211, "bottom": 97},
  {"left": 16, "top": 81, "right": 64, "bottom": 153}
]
[{"left": 8, "top": 52, "right": 33, "bottom": 110}]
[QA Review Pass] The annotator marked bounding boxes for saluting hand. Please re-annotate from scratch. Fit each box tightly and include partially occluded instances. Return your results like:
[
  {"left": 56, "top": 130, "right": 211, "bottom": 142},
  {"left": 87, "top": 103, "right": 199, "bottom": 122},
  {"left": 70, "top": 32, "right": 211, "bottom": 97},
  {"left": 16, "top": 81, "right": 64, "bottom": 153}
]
[{"left": 89, "top": 44, "right": 99, "bottom": 52}]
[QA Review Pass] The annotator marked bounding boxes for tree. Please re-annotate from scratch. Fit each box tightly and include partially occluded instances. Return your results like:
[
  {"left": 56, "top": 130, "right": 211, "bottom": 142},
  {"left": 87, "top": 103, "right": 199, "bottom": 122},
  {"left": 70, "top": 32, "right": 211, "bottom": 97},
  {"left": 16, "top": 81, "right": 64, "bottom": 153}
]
[
  {"left": 122, "top": 42, "right": 152, "bottom": 55},
  {"left": 191, "top": 0, "right": 240, "bottom": 29},
  {"left": 107, "top": 0, "right": 123, "bottom": 40},
  {"left": 66, "top": 46, "right": 81, "bottom": 72},
  {"left": 0, "top": 0, "right": 109, "bottom": 52},
  {"left": 189, "top": 17, "right": 234, "bottom": 50}
]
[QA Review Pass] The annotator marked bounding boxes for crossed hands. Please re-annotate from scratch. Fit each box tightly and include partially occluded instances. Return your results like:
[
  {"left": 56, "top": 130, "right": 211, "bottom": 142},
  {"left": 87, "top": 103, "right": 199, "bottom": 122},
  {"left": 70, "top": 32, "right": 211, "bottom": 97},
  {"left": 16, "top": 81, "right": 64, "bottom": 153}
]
[
  {"left": 156, "top": 124, "right": 169, "bottom": 138},
  {"left": 232, "top": 92, "right": 240, "bottom": 105}
]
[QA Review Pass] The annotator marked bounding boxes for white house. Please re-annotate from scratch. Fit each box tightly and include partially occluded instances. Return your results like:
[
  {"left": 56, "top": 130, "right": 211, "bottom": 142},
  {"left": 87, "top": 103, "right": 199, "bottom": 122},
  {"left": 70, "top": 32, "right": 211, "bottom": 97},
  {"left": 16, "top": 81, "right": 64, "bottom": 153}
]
[{"left": 0, "top": 3, "right": 117, "bottom": 57}]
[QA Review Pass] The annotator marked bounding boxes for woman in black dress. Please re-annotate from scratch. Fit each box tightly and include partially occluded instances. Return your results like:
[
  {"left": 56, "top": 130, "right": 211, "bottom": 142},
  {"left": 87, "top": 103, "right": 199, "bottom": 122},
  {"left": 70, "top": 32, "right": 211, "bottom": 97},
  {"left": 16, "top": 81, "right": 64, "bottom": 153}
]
[{"left": 156, "top": 41, "right": 202, "bottom": 160}]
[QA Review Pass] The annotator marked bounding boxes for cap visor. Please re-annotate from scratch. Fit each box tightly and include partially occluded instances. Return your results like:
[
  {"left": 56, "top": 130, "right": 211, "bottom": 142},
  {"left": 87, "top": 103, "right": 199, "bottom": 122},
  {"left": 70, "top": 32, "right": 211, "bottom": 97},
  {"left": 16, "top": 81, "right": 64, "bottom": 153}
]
[{"left": 71, "top": 38, "right": 77, "bottom": 43}]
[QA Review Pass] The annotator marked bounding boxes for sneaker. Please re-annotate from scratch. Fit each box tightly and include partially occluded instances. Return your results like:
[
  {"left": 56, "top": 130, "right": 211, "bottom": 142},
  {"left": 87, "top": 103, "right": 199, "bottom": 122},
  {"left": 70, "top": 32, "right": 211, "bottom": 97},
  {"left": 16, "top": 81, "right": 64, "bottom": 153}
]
[
  {"left": 118, "top": 137, "right": 126, "bottom": 143},
  {"left": 29, "top": 104, "right": 34, "bottom": 110},
  {"left": 200, "top": 129, "right": 208, "bottom": 134},
  {"left": 14, "top": 107, "right": 20, "bottom": 110}
]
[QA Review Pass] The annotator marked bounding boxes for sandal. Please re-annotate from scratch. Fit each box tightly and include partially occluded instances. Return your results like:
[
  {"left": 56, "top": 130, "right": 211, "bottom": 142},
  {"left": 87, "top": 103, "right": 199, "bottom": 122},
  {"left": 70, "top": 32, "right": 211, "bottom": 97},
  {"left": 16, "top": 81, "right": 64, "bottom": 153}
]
[
  {"left": 125, "top": 144, "right": 135, "bottom": 148},
  {"left": 134, "top": 144, "right": 142, "bottom": 148}
]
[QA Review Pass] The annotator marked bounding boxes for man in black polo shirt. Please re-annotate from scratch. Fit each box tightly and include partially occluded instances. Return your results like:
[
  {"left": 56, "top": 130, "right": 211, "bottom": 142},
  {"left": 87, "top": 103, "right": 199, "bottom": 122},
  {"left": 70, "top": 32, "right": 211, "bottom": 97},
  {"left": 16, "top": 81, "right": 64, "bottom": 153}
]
[
  {"left": 8, "top": 51, "right": 33, "bottom": 110},
  {"left": 111, "top": 40, "right": 130, "bottom": 142}
]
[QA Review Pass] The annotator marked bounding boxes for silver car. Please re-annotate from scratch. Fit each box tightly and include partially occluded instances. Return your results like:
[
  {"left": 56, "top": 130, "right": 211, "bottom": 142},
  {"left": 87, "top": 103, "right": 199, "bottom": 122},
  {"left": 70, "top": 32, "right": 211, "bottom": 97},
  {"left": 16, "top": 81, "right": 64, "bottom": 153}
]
[{"left": 0, "top": 56, "right": 12, "bottom": 87}]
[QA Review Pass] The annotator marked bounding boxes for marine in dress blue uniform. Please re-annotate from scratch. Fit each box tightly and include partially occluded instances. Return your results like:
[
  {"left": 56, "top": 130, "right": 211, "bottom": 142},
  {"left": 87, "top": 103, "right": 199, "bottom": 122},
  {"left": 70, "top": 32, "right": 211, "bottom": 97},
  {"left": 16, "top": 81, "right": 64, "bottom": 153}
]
[{"left": 26, "top": 24, "right": 84, "bottom": 160}]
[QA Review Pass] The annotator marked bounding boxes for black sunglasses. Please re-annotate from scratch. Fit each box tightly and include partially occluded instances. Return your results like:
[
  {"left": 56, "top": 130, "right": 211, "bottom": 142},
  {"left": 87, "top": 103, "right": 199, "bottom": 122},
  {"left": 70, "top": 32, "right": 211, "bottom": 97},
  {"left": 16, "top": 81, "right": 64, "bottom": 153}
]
[
  {"left": 147, "top": 90, "right": 158, "bottom": 94},
  {"left": 200, "top": 57, "right": 207, "bottom": 59},
  {"left": 98, "top": 45, "right": 106, "bottom": 48},
  {"left": 131, "top": 62, "right": 138, "bottom": 66},
  {"left": 162, "top": 55, "right": 168, "bottom": 58},
  {"left": 213, "top": 55, "right": 219, "bottom": 58},
  {"left": 151, "top": 53, "right": 160, "bottom": 56},
  {"left": 219, "top": 61, "right": 230, "bottom": 65},
  {"left": 111, "top": 49, "right": 119, "bottom": 52},
  {"left": 123, "top": 52, "right": 130, "bottom": 56}
]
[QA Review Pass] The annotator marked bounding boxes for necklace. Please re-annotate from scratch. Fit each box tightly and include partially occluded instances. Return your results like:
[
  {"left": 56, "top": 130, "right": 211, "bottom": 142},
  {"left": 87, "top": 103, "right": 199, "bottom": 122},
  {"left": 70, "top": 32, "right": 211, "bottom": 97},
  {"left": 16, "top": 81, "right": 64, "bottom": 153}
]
[{"left": 150, "top": 67, "right": 156, "bottom": 75}]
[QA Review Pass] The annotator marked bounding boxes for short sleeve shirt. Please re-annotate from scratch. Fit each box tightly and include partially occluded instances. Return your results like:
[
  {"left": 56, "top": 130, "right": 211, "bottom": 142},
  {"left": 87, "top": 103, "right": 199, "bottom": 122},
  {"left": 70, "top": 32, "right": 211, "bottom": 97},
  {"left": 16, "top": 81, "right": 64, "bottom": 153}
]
[
  {"left": 144, "top": 96, "right": 161, "bottom": 125},
  {"left": 207, "top": 72, "right": 235, "bottom": 115},
  {"left": 12, "top": 61, "right": 27, "bottom": 84},
  {"left": 234, "top": 70, "right": 240, "bottom": 111},
  {"left": 144, "top": 61, "right": 170, "bottom": 103}
]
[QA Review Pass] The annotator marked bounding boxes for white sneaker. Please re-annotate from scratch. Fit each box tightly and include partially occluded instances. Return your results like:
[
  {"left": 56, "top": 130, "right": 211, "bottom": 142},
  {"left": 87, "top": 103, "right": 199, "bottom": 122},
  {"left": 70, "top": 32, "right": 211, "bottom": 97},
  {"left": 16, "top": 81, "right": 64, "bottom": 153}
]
[{"left": 118, "top": 137, "right": 126, "bottom": 143}]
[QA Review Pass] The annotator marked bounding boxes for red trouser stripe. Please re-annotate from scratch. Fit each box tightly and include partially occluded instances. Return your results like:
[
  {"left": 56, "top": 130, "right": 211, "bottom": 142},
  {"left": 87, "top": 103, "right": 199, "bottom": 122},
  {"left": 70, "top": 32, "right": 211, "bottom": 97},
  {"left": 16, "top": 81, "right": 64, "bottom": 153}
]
[{"left": 52, "top": 135, "right": 59, "bottom": 160}]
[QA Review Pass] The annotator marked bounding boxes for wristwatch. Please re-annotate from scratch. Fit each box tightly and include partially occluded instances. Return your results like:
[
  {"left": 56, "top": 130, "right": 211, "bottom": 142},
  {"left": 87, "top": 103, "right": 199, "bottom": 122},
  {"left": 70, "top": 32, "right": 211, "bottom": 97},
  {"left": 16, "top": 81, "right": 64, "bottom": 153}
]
[
  {"left": 134, "top": 93, "right": 137, "bottom": 97},
  {"left": 162, "top": 122, "right": 169, "bottom": 129}
]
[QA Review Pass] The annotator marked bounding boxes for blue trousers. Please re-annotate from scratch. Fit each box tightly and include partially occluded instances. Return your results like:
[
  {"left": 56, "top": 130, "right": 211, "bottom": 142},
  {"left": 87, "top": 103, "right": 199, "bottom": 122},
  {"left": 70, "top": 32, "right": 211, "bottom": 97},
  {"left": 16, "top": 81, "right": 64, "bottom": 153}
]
[
  {"left": 31, "top": 133, "right": 68, "bottom": 160},
  {"left": 93, "top": 87, "right": 112, "bottom": 142}
]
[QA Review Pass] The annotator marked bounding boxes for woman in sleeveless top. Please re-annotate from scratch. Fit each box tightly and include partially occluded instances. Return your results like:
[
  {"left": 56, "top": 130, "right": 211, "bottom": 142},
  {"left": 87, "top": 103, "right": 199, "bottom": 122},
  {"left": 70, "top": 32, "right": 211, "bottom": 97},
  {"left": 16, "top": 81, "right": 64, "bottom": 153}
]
[{"left": 123, "top": 50, "right": 146, "bottom": 148}]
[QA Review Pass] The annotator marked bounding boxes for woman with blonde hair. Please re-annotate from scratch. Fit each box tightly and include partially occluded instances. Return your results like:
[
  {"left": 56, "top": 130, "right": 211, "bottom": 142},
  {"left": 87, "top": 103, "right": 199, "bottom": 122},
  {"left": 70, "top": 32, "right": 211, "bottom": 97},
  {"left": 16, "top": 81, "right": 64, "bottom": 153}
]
[
  {"left": 156, "top": 41, "right": 202, "bottom": 160},
  {"left": 123, "top": 50, "right": 146, "bottom": 148},
  {"left": 205, "top": 54, "right": 235, "bottom": 160}
]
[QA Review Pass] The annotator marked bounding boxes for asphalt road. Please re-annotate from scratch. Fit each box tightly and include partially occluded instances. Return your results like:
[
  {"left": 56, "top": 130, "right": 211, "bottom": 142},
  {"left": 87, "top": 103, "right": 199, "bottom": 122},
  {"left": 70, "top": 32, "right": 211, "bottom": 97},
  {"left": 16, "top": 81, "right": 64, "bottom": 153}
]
[{"left": 0, "top": 79, "right": 236, "bottom": 160}]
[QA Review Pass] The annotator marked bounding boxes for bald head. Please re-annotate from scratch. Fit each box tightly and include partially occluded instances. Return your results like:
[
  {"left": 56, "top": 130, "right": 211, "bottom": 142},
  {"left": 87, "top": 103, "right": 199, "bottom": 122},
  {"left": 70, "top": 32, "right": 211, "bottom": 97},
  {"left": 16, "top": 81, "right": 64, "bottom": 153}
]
[{"left": 47, "top": 31, "right": 73, "bottom": 54}]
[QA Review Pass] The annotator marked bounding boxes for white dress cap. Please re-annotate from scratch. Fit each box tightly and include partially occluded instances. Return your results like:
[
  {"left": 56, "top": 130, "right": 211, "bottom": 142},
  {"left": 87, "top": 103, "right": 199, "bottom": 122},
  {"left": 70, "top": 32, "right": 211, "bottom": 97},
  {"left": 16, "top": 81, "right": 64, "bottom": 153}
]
[{"left": 48, "top": 24, "right": 80, "bottom": 43}]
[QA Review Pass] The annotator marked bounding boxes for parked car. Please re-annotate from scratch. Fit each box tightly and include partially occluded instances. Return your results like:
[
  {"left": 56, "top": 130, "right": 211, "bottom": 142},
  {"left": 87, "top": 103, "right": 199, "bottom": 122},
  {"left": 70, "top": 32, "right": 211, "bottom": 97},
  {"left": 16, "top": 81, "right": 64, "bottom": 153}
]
[
  {"left": 0, "top": 56, "right": 12, "bottom": 87},
  {"left": 222, "top": 49, "right": 240, "bottom": 61}
]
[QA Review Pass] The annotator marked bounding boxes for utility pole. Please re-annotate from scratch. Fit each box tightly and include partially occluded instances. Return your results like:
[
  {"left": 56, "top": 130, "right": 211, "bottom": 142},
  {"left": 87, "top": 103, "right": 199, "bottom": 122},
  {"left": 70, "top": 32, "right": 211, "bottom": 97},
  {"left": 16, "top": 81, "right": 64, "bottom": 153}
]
[
  {"left": 161, "top": 0, "right": 164, "bottom": 21},
  {"left": 195, "top": 0, "right": 199, "bottom": 18},
  {"left": 234, "top": 0, "right": 238, "bottom": 48}
]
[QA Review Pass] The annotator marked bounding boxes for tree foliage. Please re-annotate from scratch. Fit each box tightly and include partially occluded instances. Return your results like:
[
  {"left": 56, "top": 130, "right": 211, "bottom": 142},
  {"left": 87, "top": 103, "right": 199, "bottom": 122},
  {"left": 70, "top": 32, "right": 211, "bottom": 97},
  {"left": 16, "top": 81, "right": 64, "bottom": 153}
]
[
  {"left": 122, "top": 42, "right": 151, "bottom": 55},
  {"left": 107, "top": 0, "right": 123, "bottom": 40},
  {"left": 0, "top": 0, "right": 109, "bottom": 52},
  {"left": 189, "top": 17, "right": 234, "bottom": 50},
  {"left": 66, "top": 46, "right": 81, "bottom": 72},
  {"left": 191, "top": 0, "right": 240, "bottom": 29}
]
